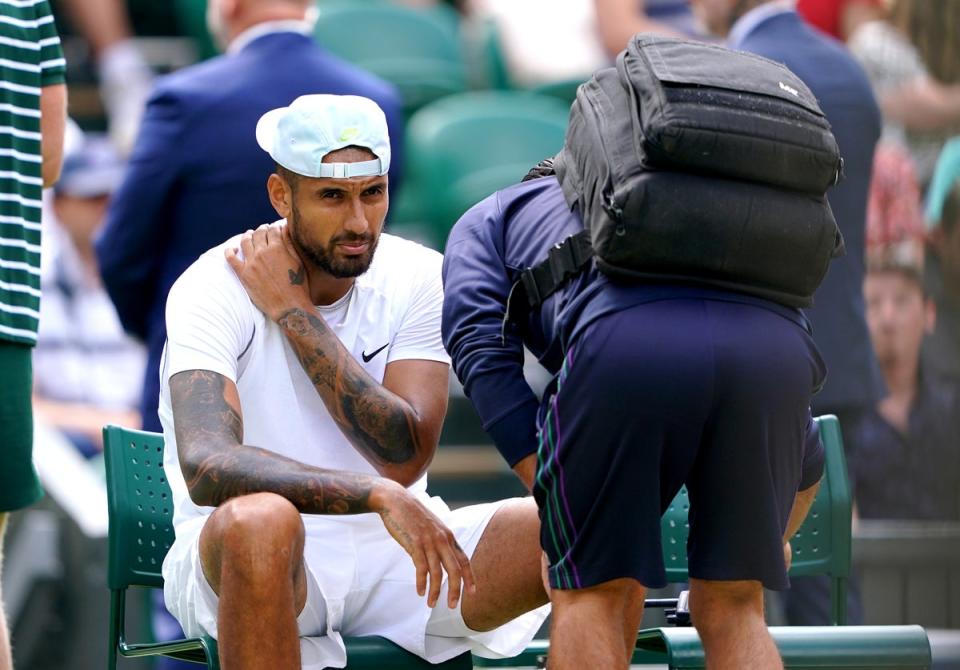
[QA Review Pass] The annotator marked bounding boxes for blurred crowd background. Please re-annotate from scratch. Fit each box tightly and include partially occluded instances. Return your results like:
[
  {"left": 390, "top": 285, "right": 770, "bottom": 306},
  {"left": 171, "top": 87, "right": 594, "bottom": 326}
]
[{"left": 3, "top": 0, "right": 959, "bottom": 668}]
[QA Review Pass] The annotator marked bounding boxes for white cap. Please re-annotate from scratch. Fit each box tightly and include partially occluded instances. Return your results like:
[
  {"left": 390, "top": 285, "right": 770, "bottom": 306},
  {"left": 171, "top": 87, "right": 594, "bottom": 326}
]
[{"left": 255, "top": 94, "right": 391, "bottom": 179}]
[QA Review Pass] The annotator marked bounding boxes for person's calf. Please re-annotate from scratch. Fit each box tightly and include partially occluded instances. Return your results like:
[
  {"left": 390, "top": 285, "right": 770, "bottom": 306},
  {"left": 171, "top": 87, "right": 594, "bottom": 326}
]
[
  {"left": 548, "top": 578, "right": 646, "bottom": 670},
  {"left": 461, "top": 499, "right": 549, "bottom": 631},
  {"left": 689, "top": 578, "right": 782, "bottom": 670}
]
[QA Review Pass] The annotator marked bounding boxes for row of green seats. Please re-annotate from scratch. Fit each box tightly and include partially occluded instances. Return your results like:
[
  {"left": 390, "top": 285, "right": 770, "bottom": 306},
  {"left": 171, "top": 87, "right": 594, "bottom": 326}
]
[
  {"left": 391, "top": 90, "right": 570, "bottom": 250},
  {"left": 173, "top": 0, "right": 587, "bottom": 111},
  {"left": 171, "top": 1, "right": 583, "bottom": 249}
]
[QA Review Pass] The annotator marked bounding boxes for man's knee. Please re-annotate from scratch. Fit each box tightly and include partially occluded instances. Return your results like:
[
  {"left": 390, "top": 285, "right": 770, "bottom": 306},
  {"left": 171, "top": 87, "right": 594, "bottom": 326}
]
[
  {"left": 201, "top": 493, "right": 304, "bottom": 587},
  {"left": 552, "top": 578, "right": 646, "bottom": 617},
  {"left": 689, "top": 578, "right": 765, "bottom": 633}
]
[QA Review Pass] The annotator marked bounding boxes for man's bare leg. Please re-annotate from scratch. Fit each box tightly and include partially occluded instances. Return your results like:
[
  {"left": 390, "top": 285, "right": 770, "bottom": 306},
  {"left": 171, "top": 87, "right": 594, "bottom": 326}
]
[
  {"left": 459, "top": 498, "right": 549, "bottom": 630},
  {"left": 549, "top": 577, "right": 646, "bottom": 670},
  {"left": 689, "top": 578, "right": 782, "bottom": 670},
  {"left": 0, "top": 512, "right": 11, "bottom": 670},
  {"left": 199, "top": 492, "right": 309, "bottom": 670}
]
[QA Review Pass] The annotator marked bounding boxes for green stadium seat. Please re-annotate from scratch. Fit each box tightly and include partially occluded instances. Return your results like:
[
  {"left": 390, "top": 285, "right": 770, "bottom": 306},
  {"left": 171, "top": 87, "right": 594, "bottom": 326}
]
[
  {"left": 400, "top": 91, "right": 569, "bottom": 248},
  {"left": 529, "top": 77, "right": 588, "bottom": 107},
  {"left": 660, "top": 414, "right": 852, "bottom": 625},
  {"left": 462, "top": 17, "right": 513, "bottom": 90},
  {"left": 103, "top": 425, "right": 471, "bottom": 669},
  {"left": 634, "top": 625, "right": 931, "bottom": 669},
  {"left": 172, "top": 0, "right": 220, "bottom": 61},
  {"left": 313, "top": 2, "right": 467, "bottom": 116}
]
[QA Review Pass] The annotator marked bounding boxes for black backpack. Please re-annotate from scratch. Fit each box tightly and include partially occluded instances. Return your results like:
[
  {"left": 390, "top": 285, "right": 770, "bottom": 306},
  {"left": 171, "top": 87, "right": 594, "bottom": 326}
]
[{"left": 516, "top": 35, "right": 846, "bottom": 313}]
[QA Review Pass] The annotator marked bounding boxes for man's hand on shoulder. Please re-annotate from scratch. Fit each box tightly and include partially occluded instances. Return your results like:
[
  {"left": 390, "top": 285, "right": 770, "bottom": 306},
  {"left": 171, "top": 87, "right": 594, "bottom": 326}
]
[
  {"left": 226, "top": 223, "right": 311, "bottom": 321},
  {"left": 370, "top": 480, "right": 476, "bottom": 610}
]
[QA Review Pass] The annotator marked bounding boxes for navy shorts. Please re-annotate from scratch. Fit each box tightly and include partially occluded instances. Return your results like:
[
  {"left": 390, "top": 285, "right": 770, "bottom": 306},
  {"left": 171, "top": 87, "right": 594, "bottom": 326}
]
[{"left": 532, "top": 298, "right": 826, "bottom": 592}]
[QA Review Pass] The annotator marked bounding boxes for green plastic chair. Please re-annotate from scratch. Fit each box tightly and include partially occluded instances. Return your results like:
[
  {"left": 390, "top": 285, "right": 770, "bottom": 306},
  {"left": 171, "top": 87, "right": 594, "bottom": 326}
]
[
  {"left": 313, "top": 3, "right": 467, "bottom": 116},
  {"left": 172, "top": 0, "right": 220, "bottom": 61},
  {"left": 401, "top": 91, "right": 569, "bottom": 247},
  {"left": 103, "top": 425, "right": 472, "bottom": 669},
  {"left": 636, "top": 625, "right": 931, "bottom": 669},
  {"left": 462, "top": 17, "right": 513, "bottom": 91},
  {"left": 658, "top": 414, "right": 852, "bottom": 625},
  {"left": 529, "top": 77, "right": 588, "bottom": 107}
]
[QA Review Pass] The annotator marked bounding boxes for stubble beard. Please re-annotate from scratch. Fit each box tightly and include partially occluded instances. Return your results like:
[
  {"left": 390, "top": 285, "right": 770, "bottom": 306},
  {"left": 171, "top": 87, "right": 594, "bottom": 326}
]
[{"left": 288, "top": 201, "right": 379, "bottom": 279}]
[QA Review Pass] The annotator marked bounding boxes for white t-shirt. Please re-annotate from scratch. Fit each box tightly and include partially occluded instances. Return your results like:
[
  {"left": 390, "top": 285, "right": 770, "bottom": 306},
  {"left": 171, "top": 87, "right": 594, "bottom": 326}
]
[{"left": 158, "top": 231, "right": 450, "bottom": 532}]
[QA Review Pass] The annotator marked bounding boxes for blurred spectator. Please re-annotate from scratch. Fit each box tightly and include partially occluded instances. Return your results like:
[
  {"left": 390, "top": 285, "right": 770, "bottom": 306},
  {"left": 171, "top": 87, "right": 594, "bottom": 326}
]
[
  {"left": 59, "top": 0, "right": 154, "bottom": 154},
  {"left": 467, "top": 0, "right": 703, "bottom": 88},
  {"left": 465, "top": 0, "right": 609, "bottom": 87},
  {"left": 594, "top": 0, "right": 704, "bottom": 57},
  {"left": 866, "top": 143, "right": 926, "bottom": 263},
  {"left": 0, "top": 1, "right": 66, "bottom": 667},
  {"left": 922, "top": 153, "right": 960, "bottom": 381},
  {"left": 848, "top": 0, "right": 960, "bottom": 186},
  {"left": 796, "top": 0, "right": 882, "bottom": 41},
  {"left": 691, "top": 0, "right": 884, "bottom": 626},
  {"left": 33, "top": 136, "right": 145, "bottom": 457},
  {"left": 857, "top": 256, "right": 960, "bottom": 520},
  {"left": 96, "top": 0, "right": 403, "bottom": 435}
]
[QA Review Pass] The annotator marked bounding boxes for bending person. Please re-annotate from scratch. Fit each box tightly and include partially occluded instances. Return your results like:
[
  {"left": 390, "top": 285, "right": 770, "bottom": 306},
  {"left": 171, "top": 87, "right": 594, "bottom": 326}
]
[{"left": 442, "top": 164, "right": 825, "bottom": 669}]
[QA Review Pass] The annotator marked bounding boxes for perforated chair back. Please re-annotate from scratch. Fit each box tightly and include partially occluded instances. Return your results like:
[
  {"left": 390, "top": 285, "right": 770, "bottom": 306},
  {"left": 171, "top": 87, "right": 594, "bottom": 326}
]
[
  {"left": 105, "top": 426, "right": 174, "bottom": 591},
  {"left": 104, "top": 424, "right": 217, "bottom": 668},
  {"left": 313, "top": 3, "right": 466, "bottom": 115},
  {"left": 660, "top": 415, "right": 851, "bottom": 623}
]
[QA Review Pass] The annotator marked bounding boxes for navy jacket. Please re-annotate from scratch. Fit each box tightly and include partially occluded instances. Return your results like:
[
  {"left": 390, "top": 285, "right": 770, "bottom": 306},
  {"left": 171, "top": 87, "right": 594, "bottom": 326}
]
[
  {"left": 96, "top": 31, "right": 403, "bottom": 431},
  {"left": 735, "top": 10, "right": 885, "bottom": 412},
  {"left": 443, "top": 177, "right": 812, "bottom": 465}
]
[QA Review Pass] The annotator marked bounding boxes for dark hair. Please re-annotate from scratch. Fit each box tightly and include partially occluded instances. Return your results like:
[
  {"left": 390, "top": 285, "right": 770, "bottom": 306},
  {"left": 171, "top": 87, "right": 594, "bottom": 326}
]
[
  {"left": 866, "top": 255, "right": 927, "bottom": 294},
  {"left": 275, "top": 163, "right": 299, "bottom": 193}
]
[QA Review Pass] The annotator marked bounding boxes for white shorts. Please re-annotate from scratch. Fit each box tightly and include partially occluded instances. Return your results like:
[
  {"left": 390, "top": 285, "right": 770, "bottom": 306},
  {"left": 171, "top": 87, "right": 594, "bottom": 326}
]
[{"left": 162, "top": 495, "right": 550, "bottom": 669}]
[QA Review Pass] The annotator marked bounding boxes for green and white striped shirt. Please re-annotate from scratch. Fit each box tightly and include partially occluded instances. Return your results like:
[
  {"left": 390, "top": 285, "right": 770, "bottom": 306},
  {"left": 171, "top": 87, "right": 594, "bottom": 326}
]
[{"left": 0, "top": 0, "right": 65, "bottom": 345}]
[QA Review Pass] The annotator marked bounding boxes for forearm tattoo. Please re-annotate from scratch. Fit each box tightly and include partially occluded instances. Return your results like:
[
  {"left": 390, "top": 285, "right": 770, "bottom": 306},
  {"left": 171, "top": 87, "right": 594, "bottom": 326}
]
[
  {"left": 276, "top": 308, "right": 420, "bottom": 467},
  {"left": 170, "top": 370, "right": 375, "bottom": 513}
]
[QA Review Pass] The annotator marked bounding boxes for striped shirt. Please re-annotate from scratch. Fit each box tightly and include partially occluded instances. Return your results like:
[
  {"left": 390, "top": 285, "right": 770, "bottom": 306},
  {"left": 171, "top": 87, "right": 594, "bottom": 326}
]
[{"left": 0, "top": 0, "right": 65, "bottom": 345}]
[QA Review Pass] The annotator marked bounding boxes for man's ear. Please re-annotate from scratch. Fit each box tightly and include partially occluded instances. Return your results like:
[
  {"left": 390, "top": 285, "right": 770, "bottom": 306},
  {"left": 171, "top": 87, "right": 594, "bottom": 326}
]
[{"left": 267, "top": 173, "right": 292, "bottom": 219}]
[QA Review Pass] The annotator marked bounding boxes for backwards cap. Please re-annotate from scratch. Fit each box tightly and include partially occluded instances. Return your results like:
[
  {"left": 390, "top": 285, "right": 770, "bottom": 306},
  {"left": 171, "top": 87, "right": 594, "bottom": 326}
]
[{"left": 255, "top": 94, "right": 390, "bottom": 179}]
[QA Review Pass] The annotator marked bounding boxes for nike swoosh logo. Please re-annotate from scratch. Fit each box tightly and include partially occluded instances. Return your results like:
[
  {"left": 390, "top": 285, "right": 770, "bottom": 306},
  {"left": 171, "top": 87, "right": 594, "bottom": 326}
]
[{"left": 361, "top": 343, "right": 389, "bottom": 363}]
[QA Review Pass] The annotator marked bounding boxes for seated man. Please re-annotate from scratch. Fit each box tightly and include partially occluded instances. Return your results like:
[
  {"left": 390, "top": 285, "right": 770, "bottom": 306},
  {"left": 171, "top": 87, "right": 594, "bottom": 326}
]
[{"left": 159, "top": 94, "right": 549, "bottom": 670}]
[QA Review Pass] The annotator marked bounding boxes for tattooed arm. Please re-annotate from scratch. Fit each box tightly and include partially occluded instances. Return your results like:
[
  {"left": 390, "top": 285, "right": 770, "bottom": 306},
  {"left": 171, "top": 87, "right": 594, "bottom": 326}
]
[
  {"left": 276, "top": 308, "right": 447, "bottom": 485},
  {"left": 170, "top": 368, "right": 379, "bottom": 512},
  {"left": 170, "top": 367, "right": 473, "bottom": 608},
  {"left": 225, "top": 223, "right": 447, "bottom": 487}
]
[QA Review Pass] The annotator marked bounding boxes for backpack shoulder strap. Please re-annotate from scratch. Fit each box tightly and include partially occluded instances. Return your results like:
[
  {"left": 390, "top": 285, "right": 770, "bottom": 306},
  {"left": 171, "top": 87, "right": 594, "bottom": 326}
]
[{"left": 507, "top": 230, "right": 593, "bottom": 319}]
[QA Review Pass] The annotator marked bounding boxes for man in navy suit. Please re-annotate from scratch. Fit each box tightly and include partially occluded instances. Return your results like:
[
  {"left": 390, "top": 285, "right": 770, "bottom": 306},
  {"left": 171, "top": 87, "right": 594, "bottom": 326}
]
[
  {"left": 691, "top": 0, "right": 881, "bottom": 626},
  {"left": 96, "top": 0, "right": 403, "bottom": 434}
]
